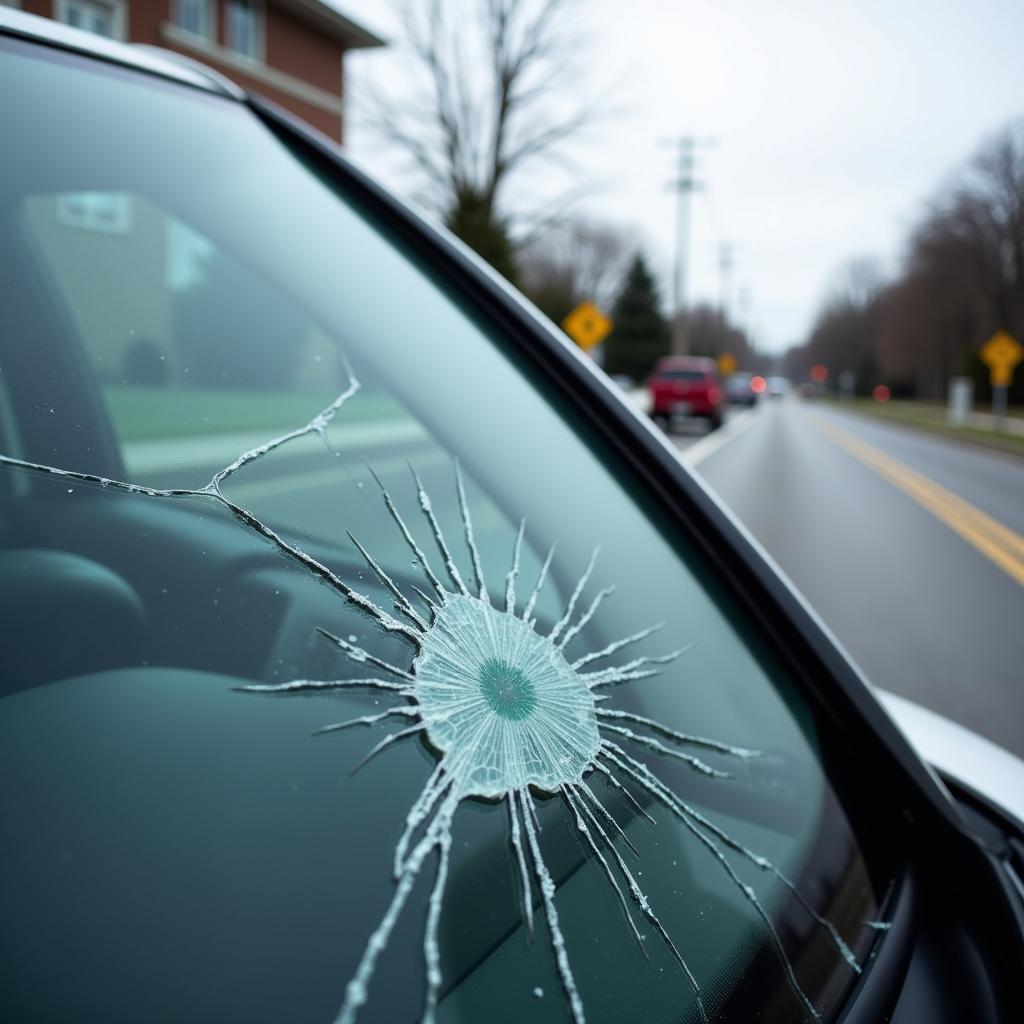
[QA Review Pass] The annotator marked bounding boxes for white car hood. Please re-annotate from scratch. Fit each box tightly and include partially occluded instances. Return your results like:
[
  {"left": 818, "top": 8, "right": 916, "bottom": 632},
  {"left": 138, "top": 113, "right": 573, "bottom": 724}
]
[{"left": 877, "top": 688, "right": 1024, "bottom": 827}]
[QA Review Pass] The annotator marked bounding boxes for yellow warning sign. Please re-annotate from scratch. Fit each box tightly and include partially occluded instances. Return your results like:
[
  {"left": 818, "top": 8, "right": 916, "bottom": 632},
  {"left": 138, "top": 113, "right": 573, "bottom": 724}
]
[
  {"left": 717, "top": 353, "right": 737, "bottom": 376},
  {"left": 980, "top": 331, "right": 1024, "bottom": 388},
  {"left": 562, "top": 302, "right": 612, "bottom": 351}
]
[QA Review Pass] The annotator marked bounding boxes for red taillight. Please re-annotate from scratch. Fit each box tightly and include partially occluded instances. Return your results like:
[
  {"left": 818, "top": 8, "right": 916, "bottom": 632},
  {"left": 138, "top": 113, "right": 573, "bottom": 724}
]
[
  {"left": 708, "top": 385, "right": 722, "bottom": 405},
  {"left": 873, "top": 384, "right": 891, "bottom": 402},
  {"left": 751, "top": 375, "right": 767, "bottom": 393}
]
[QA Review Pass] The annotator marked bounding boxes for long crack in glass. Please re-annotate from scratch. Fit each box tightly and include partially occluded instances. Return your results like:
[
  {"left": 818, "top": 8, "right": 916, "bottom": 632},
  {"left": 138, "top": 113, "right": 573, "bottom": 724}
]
[{"left": 0, "top": 367, "right": 864, "bottom": 1024}]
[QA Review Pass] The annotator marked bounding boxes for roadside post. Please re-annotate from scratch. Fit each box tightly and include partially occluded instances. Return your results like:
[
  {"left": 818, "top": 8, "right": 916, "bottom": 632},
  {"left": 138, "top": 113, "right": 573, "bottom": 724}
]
[
  {"left": 979, "top": 331, "right": 1023, "bottom": 432},
  {"left": 948, "top": 377, "right": 973, "bottom": 426},
  {"left": 562, "top": 301, "right": 613, "bottom": 359}
]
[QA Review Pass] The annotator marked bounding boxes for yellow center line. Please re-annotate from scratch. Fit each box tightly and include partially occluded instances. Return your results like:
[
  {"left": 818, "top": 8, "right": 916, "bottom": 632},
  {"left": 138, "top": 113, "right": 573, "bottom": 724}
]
[{"left": 812, "top": 416, "right": 1024, "bottom": 589}]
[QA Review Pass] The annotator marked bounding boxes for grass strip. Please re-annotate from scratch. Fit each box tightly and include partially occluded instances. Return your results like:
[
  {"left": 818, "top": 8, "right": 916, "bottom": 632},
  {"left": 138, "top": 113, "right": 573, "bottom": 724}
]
[{"left": 826, "top": 398, "right": 1024, "bottom": 459}]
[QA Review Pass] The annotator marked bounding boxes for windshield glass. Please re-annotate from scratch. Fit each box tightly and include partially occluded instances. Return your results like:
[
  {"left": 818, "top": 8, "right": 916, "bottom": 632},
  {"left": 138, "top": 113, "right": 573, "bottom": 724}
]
[{"left": 0, "top": 39, "right": 889, "bottom": 1024}]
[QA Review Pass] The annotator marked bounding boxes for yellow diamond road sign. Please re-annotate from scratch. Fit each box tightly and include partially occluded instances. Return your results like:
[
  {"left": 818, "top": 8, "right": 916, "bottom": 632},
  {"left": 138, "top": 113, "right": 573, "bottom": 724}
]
[
  {"left": 980, "top": 330, "right": 1024, "bottom": 388},
  {"left": 562, "top": 301, "right": 612, "bottom": 351},
  {"left": 717, "top": 353, "right": 737, "bottom": 377}
]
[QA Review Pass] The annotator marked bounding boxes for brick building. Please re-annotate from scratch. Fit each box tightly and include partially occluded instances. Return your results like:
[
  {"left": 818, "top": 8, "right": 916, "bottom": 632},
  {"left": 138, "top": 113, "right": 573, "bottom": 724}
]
[{"left": 3, "top": 0, "right": 383, "bottom": 142}]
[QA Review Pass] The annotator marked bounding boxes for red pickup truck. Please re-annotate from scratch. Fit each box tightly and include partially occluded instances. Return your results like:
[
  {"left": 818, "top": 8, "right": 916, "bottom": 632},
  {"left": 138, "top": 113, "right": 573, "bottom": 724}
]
[{"left": 647, "top": 356, "right": 726, "bottom": 431}]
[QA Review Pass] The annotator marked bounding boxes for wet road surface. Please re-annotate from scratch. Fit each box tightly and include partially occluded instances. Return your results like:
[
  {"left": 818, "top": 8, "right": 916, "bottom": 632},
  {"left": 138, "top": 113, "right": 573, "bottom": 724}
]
[{"left": 669, "top": 397, "right": 1024, "bottom": 757}]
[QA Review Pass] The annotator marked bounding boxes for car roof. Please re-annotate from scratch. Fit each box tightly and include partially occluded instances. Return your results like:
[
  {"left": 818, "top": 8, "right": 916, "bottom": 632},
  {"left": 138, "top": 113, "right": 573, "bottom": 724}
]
[
  {"left": 0, "top": 7, "right": 244, "bottom": 99},
  {"left": 654, "top": 356, "right": 717, "bottom": 371}
]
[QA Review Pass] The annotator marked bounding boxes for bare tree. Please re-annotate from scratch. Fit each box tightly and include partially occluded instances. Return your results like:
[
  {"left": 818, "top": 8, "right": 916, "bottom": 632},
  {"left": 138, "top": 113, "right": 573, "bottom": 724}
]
[
  {"left": 678, "top": 303, "right": 758, "bottom": 370},
  {"left": 874, "top": 231, "right": 980, "bottom": 396},
  {"left": 357, "top": 0, "right": 599, "bottom": 279},
  {"left": 875, "top": 118, "right": 1024, "bottom": 397},
  {"left": 912, "top": 122, "right": 1024, "bottom": 339},
  {"left": 787, "top": 120, "right": 1024, "bottom": 398},
  {"left": 824, "top": 256, "right": 885, "bottom": 312},
  {"left": 516, "top": 218, "right": 637, "bottom": 322},
  {"left": 788, "top": 257, "right": 885, "bottom": 391}
]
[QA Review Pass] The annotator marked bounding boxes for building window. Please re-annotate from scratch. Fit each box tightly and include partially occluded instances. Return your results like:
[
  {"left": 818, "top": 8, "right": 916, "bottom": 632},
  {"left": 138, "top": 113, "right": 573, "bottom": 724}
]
[
  {"left": 226, "top": 0, "right": 261, "bottom": 60},
  {"left": 55, "top": 192, "right": 134, "bottom": 235},
  {"left": 54, "top": 0, "right": 126, "bottom": 40},
  {"left": 171, "top": 0, "right": 209, "bottom": 39}
]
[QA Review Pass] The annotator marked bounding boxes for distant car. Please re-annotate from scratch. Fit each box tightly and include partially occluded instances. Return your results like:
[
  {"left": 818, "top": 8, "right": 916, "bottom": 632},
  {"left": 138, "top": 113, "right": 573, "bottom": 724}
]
[
  {"left": 766, "top": 376, "right": 789, "bottom": 397},
  {"left": 725, "top": 372, "right": 763, "bottom": 407},
  {"left": 647, "top": 356, "right": 726, "bottom": 430}
]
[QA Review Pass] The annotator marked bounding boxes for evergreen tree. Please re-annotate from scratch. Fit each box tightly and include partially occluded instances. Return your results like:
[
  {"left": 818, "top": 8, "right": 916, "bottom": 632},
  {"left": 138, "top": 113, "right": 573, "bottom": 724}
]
[
  {"left": 605, "top": 255, "right": 669, "bottom": 379},
  {"left": 446, "top": 187, "right": 518, "bottom": 285}
]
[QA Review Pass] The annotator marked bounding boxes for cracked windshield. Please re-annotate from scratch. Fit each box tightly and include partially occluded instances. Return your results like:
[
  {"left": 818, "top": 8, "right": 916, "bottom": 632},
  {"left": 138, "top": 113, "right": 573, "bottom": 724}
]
[{"left": 2, "top": 2, "right": 1022, "bottom": 1023}]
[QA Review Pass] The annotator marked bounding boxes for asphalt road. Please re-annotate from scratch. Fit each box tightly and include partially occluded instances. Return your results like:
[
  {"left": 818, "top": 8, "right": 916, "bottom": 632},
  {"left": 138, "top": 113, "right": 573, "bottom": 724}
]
[{"left": 669, "top": 396, "right": 1024, "bottom": 757}]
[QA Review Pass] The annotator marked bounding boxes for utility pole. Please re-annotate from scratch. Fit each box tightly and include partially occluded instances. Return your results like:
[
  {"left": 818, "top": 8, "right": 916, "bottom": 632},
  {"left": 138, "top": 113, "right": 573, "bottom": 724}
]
[
  {"left": 717, "top": 242, "right": 734, "bottom": 320},
  {"left": 661, "top": 135, "right": 713, "bottom": 355},
  {"left": 736, "top": 283, "right": 752, "bottom": 336}
]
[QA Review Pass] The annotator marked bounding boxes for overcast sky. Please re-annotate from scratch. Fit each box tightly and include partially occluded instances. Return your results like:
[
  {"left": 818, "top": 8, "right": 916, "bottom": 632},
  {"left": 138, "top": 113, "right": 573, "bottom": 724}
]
[{"left": 340, "top": 1, "right": 1024, "bottom": 353}]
